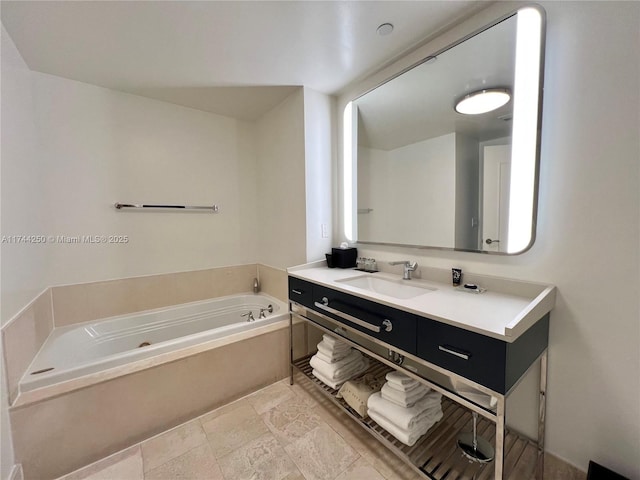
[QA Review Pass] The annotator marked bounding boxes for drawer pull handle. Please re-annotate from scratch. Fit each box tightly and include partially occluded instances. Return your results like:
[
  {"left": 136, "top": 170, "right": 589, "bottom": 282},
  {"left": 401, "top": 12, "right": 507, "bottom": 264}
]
[
  {"left": 291, "top": 289, "right": 303, "bottom": 295},
  {"left": 314, "top": 298, "right": 382, "bottom": 333},
  {"left": 438, "top": 345, "right": 470, "bottom": 360}
]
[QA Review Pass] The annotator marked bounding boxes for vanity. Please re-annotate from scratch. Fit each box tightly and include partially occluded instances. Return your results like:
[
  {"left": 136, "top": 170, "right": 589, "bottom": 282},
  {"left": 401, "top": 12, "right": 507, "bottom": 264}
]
[{"left": 288, "top": 261, "right": 556, "bottom": 479}]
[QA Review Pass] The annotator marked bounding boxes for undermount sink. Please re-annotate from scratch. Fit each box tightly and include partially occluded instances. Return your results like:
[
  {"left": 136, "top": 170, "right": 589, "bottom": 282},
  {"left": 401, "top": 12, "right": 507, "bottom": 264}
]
[{"left": 336, "top": 275, "right": 435, "bottom": 299}]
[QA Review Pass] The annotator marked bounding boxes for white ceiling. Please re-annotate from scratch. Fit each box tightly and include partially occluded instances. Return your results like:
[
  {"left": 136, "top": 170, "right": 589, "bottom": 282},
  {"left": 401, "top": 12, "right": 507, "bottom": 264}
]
[
  {"left": 356, "top": 13, "right": 517, "bottom": 150},
  {"left": 1, "top": 0, "right": 487, "bottom": 120}
]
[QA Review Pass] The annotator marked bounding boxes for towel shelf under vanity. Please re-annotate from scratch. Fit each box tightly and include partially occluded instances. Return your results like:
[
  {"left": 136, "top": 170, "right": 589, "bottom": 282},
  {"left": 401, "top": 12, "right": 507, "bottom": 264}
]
[
  {"left": 288, "top": 267, "right": 554, "bottom": 480},
  {"left": 292, "top": 352, "right": 539, "bottom": 480}
]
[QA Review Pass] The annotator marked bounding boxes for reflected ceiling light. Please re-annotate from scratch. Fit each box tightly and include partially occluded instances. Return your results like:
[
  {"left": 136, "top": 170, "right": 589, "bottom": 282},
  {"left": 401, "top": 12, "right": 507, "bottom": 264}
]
[{"left": 454, "top": 88, "right": 511, "bottom": 115}]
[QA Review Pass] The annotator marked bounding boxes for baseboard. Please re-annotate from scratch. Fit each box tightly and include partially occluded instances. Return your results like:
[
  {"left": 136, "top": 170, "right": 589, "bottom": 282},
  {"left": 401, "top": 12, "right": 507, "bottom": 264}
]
[{"left": 545, "top": 452, "right": 587, "bottom": 479}]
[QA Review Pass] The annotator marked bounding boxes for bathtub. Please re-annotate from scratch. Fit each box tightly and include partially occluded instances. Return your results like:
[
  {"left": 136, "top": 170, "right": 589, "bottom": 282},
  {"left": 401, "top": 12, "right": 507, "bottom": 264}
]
[{"left": 21, "top": 293, "right": 288, "bottom": 393}]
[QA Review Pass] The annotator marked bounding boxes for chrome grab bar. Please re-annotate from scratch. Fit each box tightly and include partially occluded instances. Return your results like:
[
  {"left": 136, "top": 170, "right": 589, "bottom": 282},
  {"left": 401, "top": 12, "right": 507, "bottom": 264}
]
[
  {"left": 314, "top": 297, "right": 383, "bottom": 333},
  {"left": 115, "top": 203, "right": 219, "bottom": 212}
]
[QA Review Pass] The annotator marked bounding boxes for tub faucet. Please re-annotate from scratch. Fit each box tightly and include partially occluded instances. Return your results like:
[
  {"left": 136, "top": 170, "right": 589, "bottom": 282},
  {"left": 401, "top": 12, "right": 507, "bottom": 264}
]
[
  {"left": 253, "top": 278, "right": 260, "bottom": 293},
  {"left": 389, "top": 260, "right": 418, "bottom": 280},
  {"left": 242, "top": 311, "right": 255, "bottom": 322},
  {"left": 259, "top": 304, "right": 274, "bottom": 319}
]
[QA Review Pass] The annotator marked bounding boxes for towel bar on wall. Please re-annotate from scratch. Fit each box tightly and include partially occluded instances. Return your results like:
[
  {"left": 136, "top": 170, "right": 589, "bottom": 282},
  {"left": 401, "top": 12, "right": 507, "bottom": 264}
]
[{"left": 114, "top": 203, "right": 219, "bottom": 212}]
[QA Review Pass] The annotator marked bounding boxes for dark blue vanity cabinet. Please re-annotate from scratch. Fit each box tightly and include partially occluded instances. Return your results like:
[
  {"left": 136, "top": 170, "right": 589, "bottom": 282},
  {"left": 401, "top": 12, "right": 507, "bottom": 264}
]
[
  {"left": 289, "top": 275, "right": 549, "bottom": 394},
  {"left": 416, "top": 313, "right": 549, "bottom": 394}
]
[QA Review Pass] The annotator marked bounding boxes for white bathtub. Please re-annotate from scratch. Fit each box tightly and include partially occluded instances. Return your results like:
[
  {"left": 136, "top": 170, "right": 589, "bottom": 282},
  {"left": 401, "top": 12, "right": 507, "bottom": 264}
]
[{"left": 21, "top": 293, "right": 288, "bottom": 393}]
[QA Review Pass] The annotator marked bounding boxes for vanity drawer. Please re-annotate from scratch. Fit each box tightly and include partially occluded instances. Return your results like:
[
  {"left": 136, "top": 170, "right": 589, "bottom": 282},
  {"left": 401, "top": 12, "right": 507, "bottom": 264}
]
[
  {"left": 417, "top": 319, "right": 507, "bottom": 393},
  {"left": 311, "top": 285, "right": 417, "bottom": 354},
  {"left": 288, "top": 277, "right": 314, "bottom": 308},
  {"left": 417, "top": 314, "right": 549, "bottom": 394}
]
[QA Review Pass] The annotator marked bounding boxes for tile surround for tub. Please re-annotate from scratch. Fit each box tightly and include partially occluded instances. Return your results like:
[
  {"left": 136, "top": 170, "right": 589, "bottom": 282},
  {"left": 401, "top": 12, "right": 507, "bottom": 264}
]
[
  {"left": 258, "top": 263, "right": 288, "bottom": 302},
  {"left": 11, "top": 327, "right": 290, "bottom": 479},
  {"left": 2, "top": 263, "right": 279, "bottom": 406},
  {"left": 2, "top": 288, "right": 53, "bottom": 404},
  {"left": 51, "top": 264, "right": 259, "bottom": 326}
]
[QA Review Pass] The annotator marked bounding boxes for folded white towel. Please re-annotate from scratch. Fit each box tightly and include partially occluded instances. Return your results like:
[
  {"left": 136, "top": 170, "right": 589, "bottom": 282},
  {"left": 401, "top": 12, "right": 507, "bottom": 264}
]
[
  {"left": 368, "top": 408, "right": 440, "bottom": 447},
  {"left": 385, "top": 371, "right": 421, "bottom": 392},
  {"left": 310, "top": 349, "right": 361, "bottom": 377},
  {"left": 381, "top": 382, "right": 429, "bottom": 407},
  {"left": 315, "top": 349, "right": 342, "bottom": 364},
  {"left": 322, "top": 334, "right": 350, "bottom": 350},
  {"left": 312, "top": 357, "right": 369, "bottom": 390},
  {"left": 367, "top": 391, "right": 442, "bottom": 431},
  {"left": 384, "top": 379, "right": 424, "bottom": 395},
  {"left": 386, "top": 371, "right": 420, "bottom": 389},
  {"left": 312, "top": 368, "right": 344, "bottom": 390},
  {"left": 310, "top": 351, "right": 367, "bottom": 381},
  {"left": 316, "top": 341, "right": 352, "bottom": 361}
]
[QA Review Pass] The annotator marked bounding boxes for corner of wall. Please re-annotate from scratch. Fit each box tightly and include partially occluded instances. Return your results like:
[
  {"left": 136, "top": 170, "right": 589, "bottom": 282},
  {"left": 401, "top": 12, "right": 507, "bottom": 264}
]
[{"left": 257, "top": 264, "right": 288, "bottom": 302}]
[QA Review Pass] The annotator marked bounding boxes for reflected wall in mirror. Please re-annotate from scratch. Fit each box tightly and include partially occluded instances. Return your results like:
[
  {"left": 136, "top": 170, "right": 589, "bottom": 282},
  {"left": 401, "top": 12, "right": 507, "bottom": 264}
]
[{"left": 344, "top": 6, "right": 545, "bottom": 254}]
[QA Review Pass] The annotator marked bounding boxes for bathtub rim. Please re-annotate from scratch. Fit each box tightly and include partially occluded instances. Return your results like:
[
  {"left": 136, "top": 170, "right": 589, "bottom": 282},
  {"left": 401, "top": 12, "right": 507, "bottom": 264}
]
[{"left": 12, "top": 295, "right": 299, "bottom": 409}]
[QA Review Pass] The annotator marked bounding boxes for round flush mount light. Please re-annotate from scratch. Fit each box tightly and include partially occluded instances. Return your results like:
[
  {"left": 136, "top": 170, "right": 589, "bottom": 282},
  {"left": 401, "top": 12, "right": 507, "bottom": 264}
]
[
  {"left": 454, "top": 88, "right": 511, "bottom": 115},
  {"left": 377, "top": 23, "right": 394, "bottom": 36}
]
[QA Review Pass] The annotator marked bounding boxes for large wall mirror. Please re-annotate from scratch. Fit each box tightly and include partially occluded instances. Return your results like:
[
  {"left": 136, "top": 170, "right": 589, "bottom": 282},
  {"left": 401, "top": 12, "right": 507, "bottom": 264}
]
[{"left": 343, "top": 6, "right": 545, "bottom": 254}]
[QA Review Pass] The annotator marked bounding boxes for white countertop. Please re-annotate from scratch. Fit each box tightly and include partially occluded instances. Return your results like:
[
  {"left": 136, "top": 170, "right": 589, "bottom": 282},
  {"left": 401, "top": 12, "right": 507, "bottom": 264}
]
[{"left": 288, "top": 262, "right": 556, "bottom": 342}]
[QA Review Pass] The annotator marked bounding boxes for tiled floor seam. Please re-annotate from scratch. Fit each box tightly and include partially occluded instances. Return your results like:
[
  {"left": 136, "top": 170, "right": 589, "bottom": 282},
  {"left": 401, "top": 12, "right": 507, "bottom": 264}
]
[{"left": 141, "top": 439, "right": 208, "bottom": 475}]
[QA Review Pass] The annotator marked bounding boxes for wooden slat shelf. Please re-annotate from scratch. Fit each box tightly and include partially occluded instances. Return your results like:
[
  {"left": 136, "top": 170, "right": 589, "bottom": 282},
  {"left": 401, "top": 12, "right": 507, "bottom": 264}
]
[{"left": 292, "top": 354, "right": 538, "bottom": 480}]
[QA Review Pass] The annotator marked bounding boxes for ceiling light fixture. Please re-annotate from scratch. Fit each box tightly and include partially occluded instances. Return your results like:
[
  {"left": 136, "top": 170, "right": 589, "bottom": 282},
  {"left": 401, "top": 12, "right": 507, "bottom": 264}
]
[{"left": 454, "top": 88, "right": 511, "bottom": 115}]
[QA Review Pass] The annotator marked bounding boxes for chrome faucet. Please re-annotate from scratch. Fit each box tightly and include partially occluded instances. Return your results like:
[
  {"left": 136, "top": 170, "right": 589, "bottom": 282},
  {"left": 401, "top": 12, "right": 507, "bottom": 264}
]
[
  {"left": 253, "top": 278, "right": 260, "bottom": 293},
  {"left": 389, "top": 260, "right": 418, "bottom": 280},
  {"left": 242, "top": 311, "right": 255, "bottom": 322}
]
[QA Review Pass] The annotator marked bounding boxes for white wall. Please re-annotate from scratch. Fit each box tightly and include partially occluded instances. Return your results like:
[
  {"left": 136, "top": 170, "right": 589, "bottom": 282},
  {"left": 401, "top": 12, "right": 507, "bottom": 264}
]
[
  {"left": 1, "top": 26, "right": 48, "bottom": 324},
  {"left": 255, "top": 88, "right": 307, "bottom": 269},
  {"left": 303, "top": 88, "right": 334, "bottom": 262},
  {"left": 454, "top": 133, "right": 479, "bottom": 250},
  {"left": 32, "top": 73, "right": 260, "bottom": 287},
  {"left": 0, "top": 24, "right": 45, "bottom": 478},
  {"left": 341, "top": 2, "right": 640, "bottom": 476},
  {"left": 358, "top": 133, "right": 457, "bottom": 246}
]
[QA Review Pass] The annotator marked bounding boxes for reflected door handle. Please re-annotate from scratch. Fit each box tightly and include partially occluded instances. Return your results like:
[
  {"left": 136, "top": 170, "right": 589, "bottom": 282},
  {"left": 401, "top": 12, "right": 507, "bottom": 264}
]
[{"left": 485, "top": 238, "right": 500, "bottom": 245}]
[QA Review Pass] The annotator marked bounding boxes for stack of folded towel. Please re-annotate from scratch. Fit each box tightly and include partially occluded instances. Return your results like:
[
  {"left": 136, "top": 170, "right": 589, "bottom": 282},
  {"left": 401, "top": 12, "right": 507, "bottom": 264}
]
[
  {"left": 310, "top": 334, "right": 369, "bottom": 389},
  {"left": 367, "top": 371, "right": 443, "bottom": 446}
]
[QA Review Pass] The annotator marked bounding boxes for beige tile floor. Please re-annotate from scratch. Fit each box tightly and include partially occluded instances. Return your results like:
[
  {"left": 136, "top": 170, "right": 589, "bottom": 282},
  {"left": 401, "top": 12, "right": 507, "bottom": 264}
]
[
  {"left": 57, "top": 373, "right": 422, "bottom": 480},
  {"left": 56, "top": 374, "right": 582, "bottom": 480}
]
